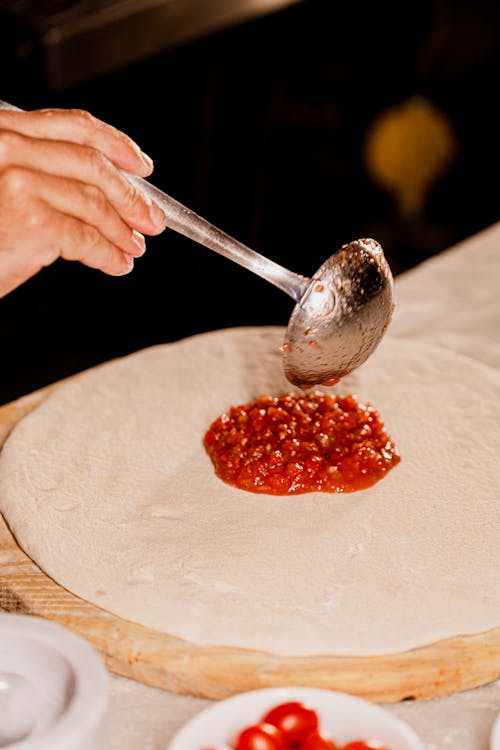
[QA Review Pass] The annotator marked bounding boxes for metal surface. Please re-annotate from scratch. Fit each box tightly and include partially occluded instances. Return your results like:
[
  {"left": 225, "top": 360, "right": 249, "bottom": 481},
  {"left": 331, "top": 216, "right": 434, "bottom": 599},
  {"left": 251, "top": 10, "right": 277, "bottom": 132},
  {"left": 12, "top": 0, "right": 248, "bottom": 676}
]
[
  {"left": 282, "top": 239, "right": 394, "bottom": 386},
  {"left": 125, "top": 171, "right": 309, "bottom": 301},
  {"left": 0, "top": 98, "right": 394, "bottom": 387},
  {"left": 0, "top": 0, "right": 303, "bottom": 93}
]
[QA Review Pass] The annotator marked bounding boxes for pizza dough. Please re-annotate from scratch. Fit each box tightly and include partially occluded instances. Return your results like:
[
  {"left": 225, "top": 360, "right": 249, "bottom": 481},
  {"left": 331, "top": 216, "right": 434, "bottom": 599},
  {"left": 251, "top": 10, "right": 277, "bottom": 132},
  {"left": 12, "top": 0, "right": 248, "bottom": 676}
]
[{"left": 0, "top": 327, "right": 499, "bottom": 656}]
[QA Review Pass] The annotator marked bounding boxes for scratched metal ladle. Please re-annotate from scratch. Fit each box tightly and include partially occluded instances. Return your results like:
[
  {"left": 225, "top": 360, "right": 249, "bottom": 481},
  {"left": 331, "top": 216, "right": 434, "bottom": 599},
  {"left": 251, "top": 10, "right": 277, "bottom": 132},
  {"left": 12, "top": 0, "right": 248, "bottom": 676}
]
[
  {"left": 0, "top": 99, "right": 394, "bottom": 387},
  {"left": 130, "top": 175, "right": 394, "bottom": 387}
]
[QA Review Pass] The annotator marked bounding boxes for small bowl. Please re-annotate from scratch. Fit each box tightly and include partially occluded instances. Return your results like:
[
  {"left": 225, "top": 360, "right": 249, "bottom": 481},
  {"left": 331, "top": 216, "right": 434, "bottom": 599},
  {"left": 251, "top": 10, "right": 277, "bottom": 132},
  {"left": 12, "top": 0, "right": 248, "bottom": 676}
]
[{"left": 168, "top": 687, "right": 422, "bottom": 750}]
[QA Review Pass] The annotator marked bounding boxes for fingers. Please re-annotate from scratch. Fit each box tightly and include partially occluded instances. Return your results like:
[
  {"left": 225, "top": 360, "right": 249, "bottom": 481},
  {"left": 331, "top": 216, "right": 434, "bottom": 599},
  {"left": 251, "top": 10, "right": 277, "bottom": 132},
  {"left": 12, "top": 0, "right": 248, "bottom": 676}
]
[
  {"left": 0, "top": 128, "right": 167, "bottom": 237},
  {"left": 0, "top": 205, "right": 132, "bottom": 299},
  {"left": 14, "top": 168, "right": 148, "bottom": 259},
  {"left": 0, "top": 166, "right": 146, "bottom": 295},
  {"left": 56, "top": 214, "right": 136, "bottom": 276},
  {"left": 0, "top": 107, "right": 154, "bottom": 177}
]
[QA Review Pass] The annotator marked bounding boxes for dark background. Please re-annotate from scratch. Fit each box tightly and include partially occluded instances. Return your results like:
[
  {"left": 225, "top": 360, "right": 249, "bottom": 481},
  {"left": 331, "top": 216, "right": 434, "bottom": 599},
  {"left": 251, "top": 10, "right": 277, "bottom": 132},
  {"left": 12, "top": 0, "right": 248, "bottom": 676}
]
[{"left": 1, "top": 0, "right": 499, "bottom": 405}]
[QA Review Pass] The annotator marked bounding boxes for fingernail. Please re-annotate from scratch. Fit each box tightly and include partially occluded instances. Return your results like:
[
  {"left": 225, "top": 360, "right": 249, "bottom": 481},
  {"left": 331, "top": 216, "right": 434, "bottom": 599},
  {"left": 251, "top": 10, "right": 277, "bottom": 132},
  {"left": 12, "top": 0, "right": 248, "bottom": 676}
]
[
  {"left": 132, "top": 229, "right": 146, "bottom": 256},
  {"left": 149, "top": 202, "right": 167, "bottom": 230},
  {"left": 140, "top": 151, "right": 154, "bottom": 170},
  {"left": 130, "top": 140, "right": 154, "bottom": 173},
  {"left": 118, "top": 256, "right": 134, "bottom": 276}
]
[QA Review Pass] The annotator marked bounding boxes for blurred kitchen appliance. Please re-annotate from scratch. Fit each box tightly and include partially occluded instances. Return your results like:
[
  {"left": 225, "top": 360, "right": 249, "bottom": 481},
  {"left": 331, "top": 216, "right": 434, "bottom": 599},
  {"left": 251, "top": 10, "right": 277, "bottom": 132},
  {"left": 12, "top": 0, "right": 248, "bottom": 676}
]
[{"left": 0, "top": 0, "right": 302, "bottom": 93}]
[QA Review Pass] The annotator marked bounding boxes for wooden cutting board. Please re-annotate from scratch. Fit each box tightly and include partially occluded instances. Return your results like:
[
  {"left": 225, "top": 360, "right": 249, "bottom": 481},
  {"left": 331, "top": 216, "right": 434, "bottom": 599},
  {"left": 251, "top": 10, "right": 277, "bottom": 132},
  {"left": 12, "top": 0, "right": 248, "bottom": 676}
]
[{"left": 0, "top": 379, "right": 499, "bottom": 702}]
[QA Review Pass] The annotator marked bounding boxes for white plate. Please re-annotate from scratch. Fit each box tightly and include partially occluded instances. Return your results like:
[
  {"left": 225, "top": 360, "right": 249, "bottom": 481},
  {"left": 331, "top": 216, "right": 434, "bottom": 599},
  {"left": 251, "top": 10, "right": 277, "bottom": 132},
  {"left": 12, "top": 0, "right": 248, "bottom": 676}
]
[
  {"left": 168, "top": 687, "right": 422, "bottom": 750},
  {"left": 0, "top": 613, "right": 108, "bottom": 750}
]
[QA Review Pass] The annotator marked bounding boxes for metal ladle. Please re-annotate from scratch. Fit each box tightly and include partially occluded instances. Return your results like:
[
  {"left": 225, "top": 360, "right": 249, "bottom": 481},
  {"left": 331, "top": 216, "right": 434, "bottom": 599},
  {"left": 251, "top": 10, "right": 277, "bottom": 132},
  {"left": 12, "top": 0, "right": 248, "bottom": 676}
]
[
  {"left": 0, "top": 99, "right": 394, "bottom": 387},
  {"left": 129, "top": 175, "right": 394, "bottom": 387}
]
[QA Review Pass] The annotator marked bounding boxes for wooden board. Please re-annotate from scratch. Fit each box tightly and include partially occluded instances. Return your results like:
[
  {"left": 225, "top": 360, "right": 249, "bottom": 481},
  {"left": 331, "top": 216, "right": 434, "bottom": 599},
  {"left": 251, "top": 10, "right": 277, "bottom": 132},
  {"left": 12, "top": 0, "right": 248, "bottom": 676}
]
[{"left": 0, "top": 381, "right": 499, "bottom": 702}]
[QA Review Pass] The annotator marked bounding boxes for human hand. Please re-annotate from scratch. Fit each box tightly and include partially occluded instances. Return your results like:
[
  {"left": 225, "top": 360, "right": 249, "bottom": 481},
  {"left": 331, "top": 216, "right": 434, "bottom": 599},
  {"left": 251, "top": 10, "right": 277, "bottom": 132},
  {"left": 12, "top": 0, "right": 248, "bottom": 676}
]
[{"left": 0, "top": 107, "right": 167, "bottom": 298}]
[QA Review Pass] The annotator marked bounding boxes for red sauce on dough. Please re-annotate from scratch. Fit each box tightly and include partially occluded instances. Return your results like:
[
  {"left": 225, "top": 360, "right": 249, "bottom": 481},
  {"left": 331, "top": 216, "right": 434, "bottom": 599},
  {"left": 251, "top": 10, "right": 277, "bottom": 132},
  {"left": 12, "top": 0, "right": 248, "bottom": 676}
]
[{"left": 203, "top": 392, "right": 400, "bottom": 495}]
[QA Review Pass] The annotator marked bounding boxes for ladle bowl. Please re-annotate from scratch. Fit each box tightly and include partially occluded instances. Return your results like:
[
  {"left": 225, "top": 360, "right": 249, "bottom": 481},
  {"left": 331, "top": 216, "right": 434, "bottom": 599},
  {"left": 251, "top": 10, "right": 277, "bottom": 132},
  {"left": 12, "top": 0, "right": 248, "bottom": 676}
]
[{"left": 283, "top": 238, "right": 394, "bottom": 386}]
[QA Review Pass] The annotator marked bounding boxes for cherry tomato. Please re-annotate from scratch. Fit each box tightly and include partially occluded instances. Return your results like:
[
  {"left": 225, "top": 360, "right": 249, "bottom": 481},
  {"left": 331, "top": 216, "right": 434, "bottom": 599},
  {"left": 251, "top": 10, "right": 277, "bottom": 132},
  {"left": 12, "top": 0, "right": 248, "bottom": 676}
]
[
  {"left": 234, "top": 722, "right": 285, "bottom": 750},
  {"left": 342, "top": 742, "right": 387, "bottom": 750},
  {"left": 262, "top": 702, "right": 319, "bottom": 747},
  {"left": 301, "top": 730, "right": 339, "bottom": 750}
]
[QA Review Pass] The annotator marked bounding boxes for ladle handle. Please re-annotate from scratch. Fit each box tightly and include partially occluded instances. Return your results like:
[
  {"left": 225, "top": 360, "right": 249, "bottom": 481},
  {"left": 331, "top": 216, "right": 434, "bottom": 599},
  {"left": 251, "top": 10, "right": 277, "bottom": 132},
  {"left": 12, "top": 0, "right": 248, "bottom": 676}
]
[
  {"left": 125, "top": 173, "right": 308, "bottom": 302},
  {"left": 0, "top": 99, "right": 309, "bottom": 303},
  {"left": 124, "top": 173, "right": 309, "bottom": 302}
]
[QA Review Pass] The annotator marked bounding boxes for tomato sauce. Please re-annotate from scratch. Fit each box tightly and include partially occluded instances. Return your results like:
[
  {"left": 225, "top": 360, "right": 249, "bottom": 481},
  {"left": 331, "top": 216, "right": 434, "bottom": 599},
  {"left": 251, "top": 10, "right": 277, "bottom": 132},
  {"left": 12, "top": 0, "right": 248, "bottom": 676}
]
[{"left": 203, "top": 392, "right": 400, "bottom": 495}]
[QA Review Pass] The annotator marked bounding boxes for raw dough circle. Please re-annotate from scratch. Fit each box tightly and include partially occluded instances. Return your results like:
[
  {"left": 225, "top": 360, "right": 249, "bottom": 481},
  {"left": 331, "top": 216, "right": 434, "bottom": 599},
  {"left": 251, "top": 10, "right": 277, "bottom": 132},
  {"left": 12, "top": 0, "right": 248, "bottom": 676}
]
[{"left": 0, "top": 327, "right": 499, "bottom": 656}]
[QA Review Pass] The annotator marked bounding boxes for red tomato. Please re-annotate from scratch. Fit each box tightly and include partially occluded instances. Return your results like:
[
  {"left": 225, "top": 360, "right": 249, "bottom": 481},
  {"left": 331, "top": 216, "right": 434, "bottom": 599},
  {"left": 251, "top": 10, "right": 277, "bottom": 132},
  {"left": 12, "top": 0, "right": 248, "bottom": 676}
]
[
  {"left": 234, "top": 723, "right": 285, "bottom": 750},
  {"left": 301, "top": 730, "right": 339, "bottom": 750},
  {"left": 262, "top": 702, "right": 319, "bottom": 747},
  {"left": 342, "top": 742, "right": 387, "bottom": 750}
]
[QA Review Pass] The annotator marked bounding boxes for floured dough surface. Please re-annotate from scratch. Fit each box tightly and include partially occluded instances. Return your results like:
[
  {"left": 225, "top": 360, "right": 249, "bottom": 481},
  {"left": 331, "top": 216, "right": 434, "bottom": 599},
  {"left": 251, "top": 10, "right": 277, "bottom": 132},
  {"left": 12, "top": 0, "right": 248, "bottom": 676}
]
[{"left": 0, "top": 327, "right": 499, "bottom": 656}]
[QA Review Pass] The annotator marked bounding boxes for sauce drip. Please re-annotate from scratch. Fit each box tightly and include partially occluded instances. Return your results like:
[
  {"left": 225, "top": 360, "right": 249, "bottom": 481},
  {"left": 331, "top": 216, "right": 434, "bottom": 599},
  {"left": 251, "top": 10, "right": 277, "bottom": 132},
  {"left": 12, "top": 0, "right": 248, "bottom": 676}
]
[{"left": 203, "top": 392, "right": 400, "bottom": 495}]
